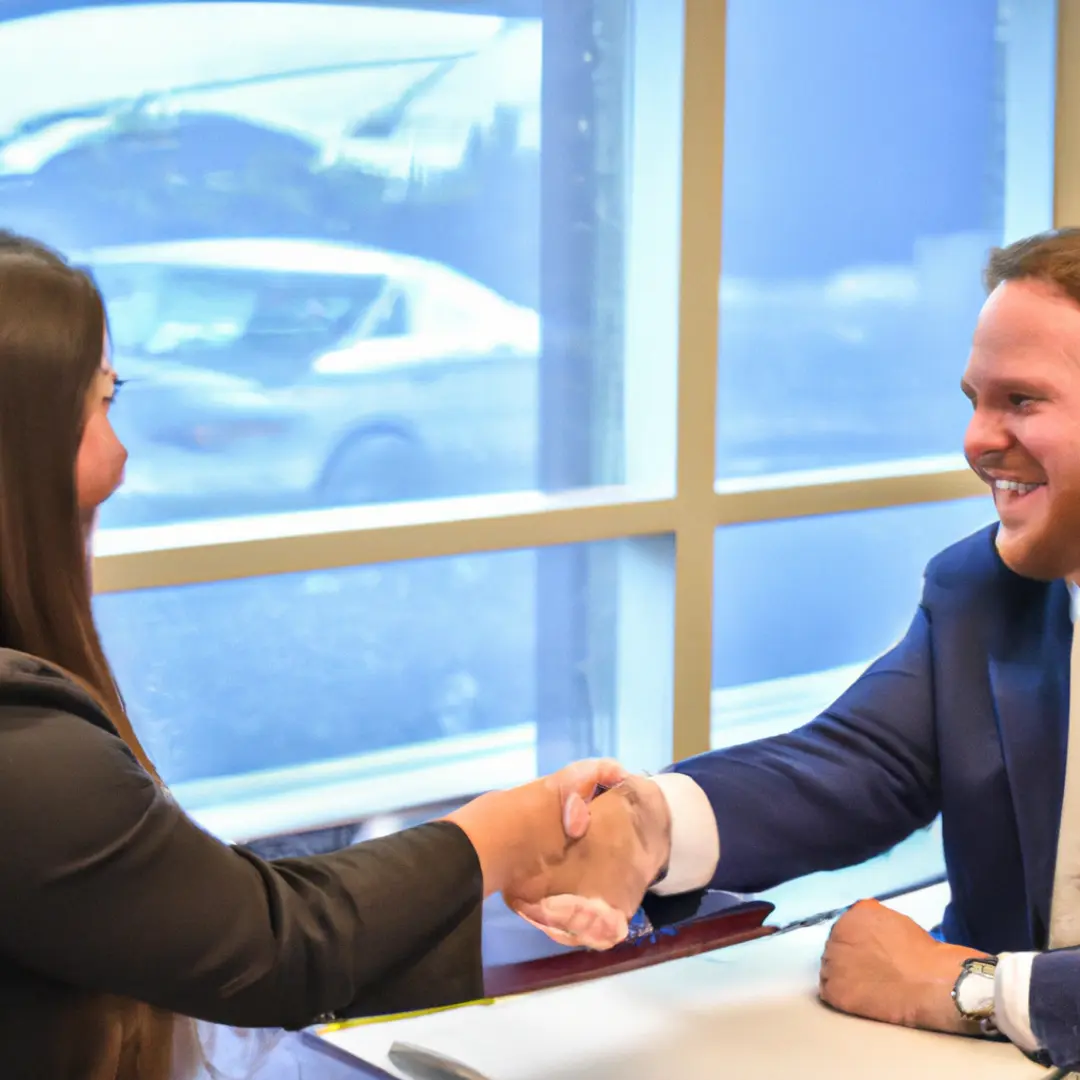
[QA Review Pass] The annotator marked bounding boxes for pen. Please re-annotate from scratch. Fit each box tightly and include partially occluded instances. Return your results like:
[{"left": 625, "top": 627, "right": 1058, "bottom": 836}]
[{"left": 388, "top": 1040, "right": 493, "bottom": 1080}]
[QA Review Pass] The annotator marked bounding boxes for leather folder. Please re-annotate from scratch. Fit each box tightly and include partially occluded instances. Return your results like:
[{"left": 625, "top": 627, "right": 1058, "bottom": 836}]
[{"left": 482, "top": 889, "right": 775, "bottom": 997}]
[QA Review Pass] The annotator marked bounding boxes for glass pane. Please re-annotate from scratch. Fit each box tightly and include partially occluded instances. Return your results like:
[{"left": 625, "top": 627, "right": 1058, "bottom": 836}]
[
  {"left": 94, "top": 539, "right": 670, "bottom": 839},
  {"left": 0, "top": 1, "right": 680, "bottom": 527},
  {"left": 712, "top": 497, "right": 996, "bottom": 912},
  {"left": 716, "top": 0, "right": 1055, "bottom": 479}
]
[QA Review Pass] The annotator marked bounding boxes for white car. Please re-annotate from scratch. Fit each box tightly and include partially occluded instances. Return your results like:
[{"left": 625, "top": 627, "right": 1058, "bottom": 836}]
[{"left": 87, "top": 236, "right": 540, "bottom": 523}]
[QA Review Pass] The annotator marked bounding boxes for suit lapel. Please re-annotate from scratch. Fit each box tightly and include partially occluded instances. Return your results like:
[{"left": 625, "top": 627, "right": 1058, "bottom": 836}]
[{"left": 988, "top": 577, "right": 1071, "bottom": 941}]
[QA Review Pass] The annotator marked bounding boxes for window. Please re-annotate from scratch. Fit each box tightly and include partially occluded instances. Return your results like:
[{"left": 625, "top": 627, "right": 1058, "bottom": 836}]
[
  {"left": 8, "top": 0, "right": 1069, "bottom": 926},
  {"left": 1, "top": 0, "right": 677, "bottom": 528},
  {"left": 71, "top": 0, "right": 686, "bottom": 818},
  {"left": 717, "top": 0, "right": 1056, "bottom": 480},
  {"left": 712, "top": 498, "right": 997, "bottom": 726},
  {"left": 97, "top": 539, "right": 672, "bottom": 842}
]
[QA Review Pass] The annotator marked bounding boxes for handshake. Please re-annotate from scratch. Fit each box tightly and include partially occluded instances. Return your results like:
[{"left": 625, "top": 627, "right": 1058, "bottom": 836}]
[{"left": 445, "top": 760, "right": 673, "bottom": 950}]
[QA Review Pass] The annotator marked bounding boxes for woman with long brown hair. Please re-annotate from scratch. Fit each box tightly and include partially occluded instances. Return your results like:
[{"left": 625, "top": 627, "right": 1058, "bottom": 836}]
[{"left": 0, "top": 233, "right": 629, "bottom": 1078}]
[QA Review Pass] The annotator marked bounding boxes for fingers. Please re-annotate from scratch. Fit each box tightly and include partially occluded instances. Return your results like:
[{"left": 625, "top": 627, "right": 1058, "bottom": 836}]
[
  {"left": 515, "top": 910, "right": 581, "bottom": 948},
  {"left": 513, "top": 894, "right": 629, "bottom": 951},
  {"left": 562, "top": 793, "right": 589, "bottom": 839},
  {"left": 557, "top": 758, "right": 629, "bottom": 801},
  {"left": 554, "top": 758, "right": 629, "bottom": 839},
  {"left": 517, "top": 897, "right": 628, "bottom": 951},
  {"left": 582, "top": 758, "right": 630, "bottom": 797}
]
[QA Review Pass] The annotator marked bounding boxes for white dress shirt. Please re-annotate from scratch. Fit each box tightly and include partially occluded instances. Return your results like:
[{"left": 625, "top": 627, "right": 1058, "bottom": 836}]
[{"left": 644, "top": 585, "right": 1080, "bottom": 1056}]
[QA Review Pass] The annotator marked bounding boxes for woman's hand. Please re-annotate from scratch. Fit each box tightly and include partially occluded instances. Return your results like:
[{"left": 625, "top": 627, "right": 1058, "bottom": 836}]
[{"left": 443, "top": 758, "right": 628, "bottom": 898}]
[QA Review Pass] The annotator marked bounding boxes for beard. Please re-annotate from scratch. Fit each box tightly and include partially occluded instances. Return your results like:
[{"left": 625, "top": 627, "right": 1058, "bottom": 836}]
[{"left": 995, "top": 481, "right": 1080, "bottom": 581}]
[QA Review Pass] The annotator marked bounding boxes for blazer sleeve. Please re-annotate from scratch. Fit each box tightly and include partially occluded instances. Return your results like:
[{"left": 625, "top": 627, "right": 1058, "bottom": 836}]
[
  {"left": 1028, "top": 948, "right": 1080, "bottom": 1069},
  {"left": 0, "top": 704, "right": 485, "bottom": 1030},
  {"left": 671, "top": 604, "right": 941, "bottom": 893}
]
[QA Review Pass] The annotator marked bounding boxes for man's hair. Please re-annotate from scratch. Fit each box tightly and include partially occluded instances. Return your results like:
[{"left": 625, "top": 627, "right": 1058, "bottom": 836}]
[
  {"left": 0, "top": 228, "right": 67, "bottom": 265},
  {"left": 985, "top": 227, "right": 1080, "bottom": 306}
]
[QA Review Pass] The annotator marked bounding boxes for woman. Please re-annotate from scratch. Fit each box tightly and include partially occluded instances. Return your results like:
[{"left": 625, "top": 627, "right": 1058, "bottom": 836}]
[{"left": 0, "top": 234, "right": 624, "bottom": 1078}]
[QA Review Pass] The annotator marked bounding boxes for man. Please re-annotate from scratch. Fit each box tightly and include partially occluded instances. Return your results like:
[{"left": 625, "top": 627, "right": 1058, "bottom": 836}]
[{"left": 527, "top": 228, "right": 1080, "bottom": 1072}]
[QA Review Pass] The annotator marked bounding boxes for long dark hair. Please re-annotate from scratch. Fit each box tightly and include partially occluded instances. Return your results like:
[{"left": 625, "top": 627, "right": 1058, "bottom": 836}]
[
  {"left": 0, "top": 233, "right": 187, "bottom": 1078},
  {"left": 0, "top": 237, "right": 157, "bottom": 775}
]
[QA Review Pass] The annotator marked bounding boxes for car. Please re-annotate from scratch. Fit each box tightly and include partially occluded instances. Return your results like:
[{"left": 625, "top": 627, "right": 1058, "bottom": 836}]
[{"left": 87, "top": 236, "right": 541, "bottom": 526}]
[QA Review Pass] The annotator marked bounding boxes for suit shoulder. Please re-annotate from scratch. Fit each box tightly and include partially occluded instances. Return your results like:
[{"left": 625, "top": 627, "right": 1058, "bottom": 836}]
[
  {"left": 923, "top": 523, "right": 999, "bottom": 587},
  {"left": 920, "top": 522, "right": 1032, "bottom": 616}
]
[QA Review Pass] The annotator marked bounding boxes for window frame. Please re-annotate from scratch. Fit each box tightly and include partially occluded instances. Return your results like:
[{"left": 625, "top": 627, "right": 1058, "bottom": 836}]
[{"left": 88, "top": 0, "right": 1073, "bottom": 837}]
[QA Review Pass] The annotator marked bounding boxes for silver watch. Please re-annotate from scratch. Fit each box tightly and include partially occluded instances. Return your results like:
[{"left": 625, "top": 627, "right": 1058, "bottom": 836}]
[{"left": 952, "top": 956, "right": 1000, "bottom": 1033}]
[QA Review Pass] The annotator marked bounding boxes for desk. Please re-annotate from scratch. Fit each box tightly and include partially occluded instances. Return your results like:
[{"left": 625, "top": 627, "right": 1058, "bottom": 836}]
[{"left": 309, "top": 884, "right": 1052, "bottom": 1080}]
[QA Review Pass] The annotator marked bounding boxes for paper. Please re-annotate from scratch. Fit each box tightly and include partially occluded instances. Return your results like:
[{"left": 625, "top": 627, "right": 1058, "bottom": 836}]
[{"left": 317, "top": 955, "right": 737, "bottom": 1080}]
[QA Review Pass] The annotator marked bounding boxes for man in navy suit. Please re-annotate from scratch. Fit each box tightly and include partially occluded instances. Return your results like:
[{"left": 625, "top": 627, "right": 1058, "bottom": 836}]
[{"left": 524, "top": 229, "right": 1080, "bottom": 1071}]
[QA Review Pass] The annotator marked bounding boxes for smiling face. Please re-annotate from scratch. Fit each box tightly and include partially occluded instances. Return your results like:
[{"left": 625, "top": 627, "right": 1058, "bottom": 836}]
[{"left": 962, "top": 278, "right": 1080, "bottom": 581}]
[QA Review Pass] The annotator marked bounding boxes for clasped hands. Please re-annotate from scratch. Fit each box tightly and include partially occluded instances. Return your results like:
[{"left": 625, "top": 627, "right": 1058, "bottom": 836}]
[{"left": 446, "top": 759, "right": 672, "bottom": 950}]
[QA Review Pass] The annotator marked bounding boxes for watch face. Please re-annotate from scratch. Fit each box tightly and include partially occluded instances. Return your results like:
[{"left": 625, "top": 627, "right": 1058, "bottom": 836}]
[{"left": 955, "top": 969, "right": 996, "bottom": 1019}]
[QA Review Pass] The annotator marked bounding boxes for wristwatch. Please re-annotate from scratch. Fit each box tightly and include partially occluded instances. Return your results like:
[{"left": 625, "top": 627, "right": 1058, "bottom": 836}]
[{"left": 952, "top": 956, "right": 1000, "bottom": 1034}]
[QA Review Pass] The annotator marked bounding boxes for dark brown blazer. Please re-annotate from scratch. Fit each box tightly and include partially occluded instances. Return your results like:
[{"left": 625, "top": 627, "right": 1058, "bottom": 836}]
[{"left": 0, "top": 649, "right": 484, "bottom": 1077}]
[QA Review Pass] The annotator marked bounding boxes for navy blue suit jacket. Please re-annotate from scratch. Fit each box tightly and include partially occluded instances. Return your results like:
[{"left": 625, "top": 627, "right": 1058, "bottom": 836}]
[{"left": 674, "top": 523, "right": 1080, "bottom": 1067}]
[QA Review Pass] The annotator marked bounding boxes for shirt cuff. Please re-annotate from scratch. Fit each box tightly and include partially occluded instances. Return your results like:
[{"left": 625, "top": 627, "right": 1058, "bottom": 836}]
[
  {"left": 994, "top": 951, "right": 1040, "bottom": 1053},
  {"left": 646, "top": 773, "right": 720, "bottom": 896}
]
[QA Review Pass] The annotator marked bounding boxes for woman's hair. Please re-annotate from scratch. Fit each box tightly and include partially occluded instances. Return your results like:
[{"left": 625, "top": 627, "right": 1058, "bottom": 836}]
[
  {"left": 0, "top": 232, "right": 156, "bottom": 775},
  {"left": 0, "top": 231, "right": 190, "bottom": 1079}
]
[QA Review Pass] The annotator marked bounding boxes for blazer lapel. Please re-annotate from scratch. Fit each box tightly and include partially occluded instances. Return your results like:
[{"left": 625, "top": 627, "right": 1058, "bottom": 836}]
[{"left": 988, "top": 576, "right": 1071, "bottom": 942}]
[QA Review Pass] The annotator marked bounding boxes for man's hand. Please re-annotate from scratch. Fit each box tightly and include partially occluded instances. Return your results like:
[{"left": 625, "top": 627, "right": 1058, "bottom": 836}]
[
  {"left": 819, "top": 899, "right": 988, "bottom": 1034},
  {"left": 508, "top": 775, "right": 672, "bottom": 950},
  {"left": 444, "top": 758, "right": 628, "bottom": 899}
]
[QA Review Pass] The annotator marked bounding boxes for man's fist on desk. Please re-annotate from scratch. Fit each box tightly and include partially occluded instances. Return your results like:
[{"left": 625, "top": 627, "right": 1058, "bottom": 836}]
[{"left": 819, "top": 898, "right": 988, "bottom": 1035}]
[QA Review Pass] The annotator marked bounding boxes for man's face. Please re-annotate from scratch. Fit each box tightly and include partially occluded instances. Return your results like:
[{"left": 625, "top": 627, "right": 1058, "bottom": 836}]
[{"left": 962, "top": 278, "right": 1080, "bottom": 581}]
